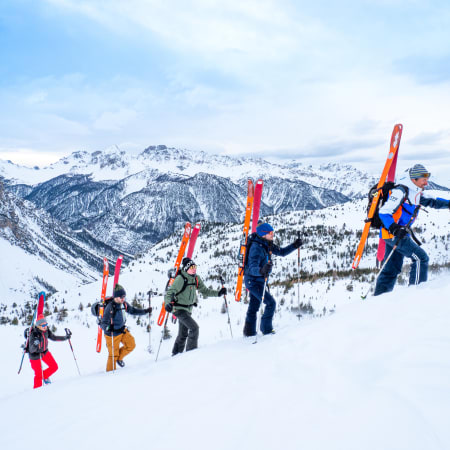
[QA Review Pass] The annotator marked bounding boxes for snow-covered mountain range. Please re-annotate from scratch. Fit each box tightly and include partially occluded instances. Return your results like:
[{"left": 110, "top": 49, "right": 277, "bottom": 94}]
[{"left": 0, "top": 145, "right": 379, "bottom": 254}]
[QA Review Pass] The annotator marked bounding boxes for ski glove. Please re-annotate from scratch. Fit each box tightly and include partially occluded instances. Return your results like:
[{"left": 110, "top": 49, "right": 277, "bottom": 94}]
[
  {"left": 24, "top": 328, "right": 30, "bottom": 339},
  {"left": 65, "top": 328, "right": 72, "bottom": 338},
  {"left": 260, "top": 262, "right": 273, "bottom": 278},
  {"left": 293, "top": 238, "right": 303, "bottom": 249},
  {"left": 218, "top": 287, "right": 227, "bottom": 297},
  {"left": 144, "top": 307, "right": 152, "bottom": 313},
  {"left": 389, "top": 223, "right": 408, "bottom": 240},
  {"left": 165, "top": 302, "right": 174, "bottom": 313}
]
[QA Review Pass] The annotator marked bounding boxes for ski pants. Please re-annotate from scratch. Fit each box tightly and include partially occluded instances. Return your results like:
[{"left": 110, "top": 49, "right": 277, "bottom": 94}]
[
  {"left": 374, "top": 236, "right": 429, "bottom": 296},
  {"left": 30, "top": 351, "right": 58, "bottom": 389},
  {"left": 244, "top": 276, "right": 276, "bottom": 335},
  {"left": 105, "top": 329, "right": 136, "bottom": 372},
  {"left": 172, "top": 309, "right": 199, "bottom": 355}
]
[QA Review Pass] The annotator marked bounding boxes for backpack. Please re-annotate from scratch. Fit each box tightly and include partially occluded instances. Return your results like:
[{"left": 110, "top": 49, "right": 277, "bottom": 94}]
[
  {"left": 367, "top": 182, "right": 409, "bottom": 229},
  {"left": 243, "top": 232, "right": 257, "bottom": 269},
  {"left": 165, "top": 270, "right": 198, "bottom": 297},
  {"left": 91, "top": 297, "right": 114, "bottom": 318}
]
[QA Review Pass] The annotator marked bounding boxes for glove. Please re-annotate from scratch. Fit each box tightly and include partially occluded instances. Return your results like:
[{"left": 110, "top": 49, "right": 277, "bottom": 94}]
[
  {"left": 389, "top": 223, "right": 408, "bottom": 240},
  {"left": 24, "top": 328, "right": 30, "bottom": 339},
  {"left": 218, "top": 287, "right": 227, "bottom": 297},
  {"left": 145, "top": 307, "right": 152, "bottom": 313},
  {"left": 65, "top": 328, "right": 72, "bottom": 338},
  {"left": 106, "top": 325, "right": 113, "bottom": 332},
  {"left": 293, "top": 238, "right": 303, "bottom": 249},
  {"left": 165, "top": 302, "right": 174, "bottom": 313},
  {"left": 259, "top": 262, "right": 273, "bottom": 278}
]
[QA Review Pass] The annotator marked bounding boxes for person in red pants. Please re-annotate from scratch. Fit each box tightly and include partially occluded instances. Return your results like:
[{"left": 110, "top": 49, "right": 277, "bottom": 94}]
[{"left": 25, "top": 314, "right": 71, "bottom": 389}]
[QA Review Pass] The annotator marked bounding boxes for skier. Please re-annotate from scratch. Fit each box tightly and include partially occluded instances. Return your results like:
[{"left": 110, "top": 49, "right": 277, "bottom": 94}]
[
  {"left": 374, "top": 164, "right": 450, "bottom": 296},
  {"left": 25, "top": 314, "right": 71, "bottom": 389},
  {"left": 243, "top": 222, "right": 302, "bottom": 336},
  {"left": 164, "top": 257, "right": 226, "bottom": 355},
  {"left": 101, "top": 284, "right": 151, "bottom": 371}
]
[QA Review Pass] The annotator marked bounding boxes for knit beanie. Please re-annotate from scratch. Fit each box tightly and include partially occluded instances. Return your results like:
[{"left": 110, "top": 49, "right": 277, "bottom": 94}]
[
  {"left": 35, "top": 314, "right": 47, "bottom": 327},
  {"left": 409, "top": 164, "right": 430, "bottom": 179},
  {"left": 114, "top": 283, "right": 126, "bottom": 298},
  {"left": 256, "top": 222, "right": 274, "bottom": 237},
  {"left": 182, "top": 257, "right": 196, "bottom": 271}
]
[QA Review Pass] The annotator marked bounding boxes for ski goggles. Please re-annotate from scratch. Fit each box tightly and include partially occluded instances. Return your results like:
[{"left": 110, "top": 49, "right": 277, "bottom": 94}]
[{"left": 40, "top": 323, "right": 48, "bottom": 327}]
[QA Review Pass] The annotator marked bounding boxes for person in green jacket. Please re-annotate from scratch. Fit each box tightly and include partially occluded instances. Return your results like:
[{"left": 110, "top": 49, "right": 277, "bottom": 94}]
[{"left": 164, "top": 257, "right": 226, "bottom": 355}]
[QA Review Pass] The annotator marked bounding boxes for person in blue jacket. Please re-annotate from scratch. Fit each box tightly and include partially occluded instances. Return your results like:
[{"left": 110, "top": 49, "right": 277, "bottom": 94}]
[
  {"left": 374, "top": 164, "right": 450, "bottom": 296},
  {"left": 243, "top": 222, "right": 302, "bottom": 336}
]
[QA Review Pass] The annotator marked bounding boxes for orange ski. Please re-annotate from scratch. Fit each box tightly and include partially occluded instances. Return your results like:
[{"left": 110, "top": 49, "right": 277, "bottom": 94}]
[
  {"left": 96, "top": 257, "right": 109, "bottom": 353},
  {"left": 157, "top": 222, "right": 192, "bottom": 325},
  {"left": 352, "top": 124, "right": 403, "bottom": 269},
  {"left": 235, "top": 179, "right": 255, "bottom": 301}
]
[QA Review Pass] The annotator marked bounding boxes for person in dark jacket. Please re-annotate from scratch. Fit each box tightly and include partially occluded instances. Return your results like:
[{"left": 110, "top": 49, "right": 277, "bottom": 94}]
[
  {"left": 164, "top": 258, "right": 226, "bottom": 355},
  {"left": 101, "top": 283, "right": 151, "bottom": 372},
  {"left": 374, "top": 164, "right": 450, "bottom": 296},
  {"left": 25, "top": 313, "right": 71, "bottom": 389},
  {"left": 243, "top": 222, "right": 302, "bottom": 337}
]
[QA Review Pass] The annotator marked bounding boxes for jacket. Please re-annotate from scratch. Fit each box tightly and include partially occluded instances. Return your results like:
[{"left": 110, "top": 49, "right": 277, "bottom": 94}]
[
  {"left": 244, "top": 233, "right": 296, "bottom": 281},
  {"left": 379, "top": 171, "right": 450, "bottom": 239},
  {"left": 164, "top": 270, "right": 219, "bottom": 313},
  {"left": 101, "top": 300, "right": 148, "bottom": 337},
  {"left": 27, "top": 327, "right": 67, "bottom": 360}
]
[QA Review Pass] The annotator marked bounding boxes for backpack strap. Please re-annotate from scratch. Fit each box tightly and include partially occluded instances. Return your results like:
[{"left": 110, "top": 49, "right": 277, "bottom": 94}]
[{"left": 175, "top": 272, "right": 198, "bottom": 297}]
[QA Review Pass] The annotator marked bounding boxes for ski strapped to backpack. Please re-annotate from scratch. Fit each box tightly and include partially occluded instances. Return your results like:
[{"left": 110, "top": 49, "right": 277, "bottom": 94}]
[
  {"left": 352, "top": 124, "right": 403, "bottom": 269},
  {"left": 157, "top": 222, "right": 193, "bottom": 326}
]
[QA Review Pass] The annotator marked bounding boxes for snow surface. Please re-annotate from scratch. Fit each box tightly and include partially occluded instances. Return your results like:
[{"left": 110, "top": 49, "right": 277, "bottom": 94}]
[{"left": 2, "top": 276, "right": 450, "bottom": 450}]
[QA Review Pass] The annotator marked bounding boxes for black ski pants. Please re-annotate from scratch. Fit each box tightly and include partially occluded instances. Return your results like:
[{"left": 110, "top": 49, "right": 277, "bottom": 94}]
[{"left": 172, "top": 309, "right": 199, "bottom": 355}]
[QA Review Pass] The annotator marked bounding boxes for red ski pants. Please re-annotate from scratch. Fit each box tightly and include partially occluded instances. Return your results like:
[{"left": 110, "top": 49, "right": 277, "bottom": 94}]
[{"left": 30, "top": 351, "right": 58, "bottom": 389}]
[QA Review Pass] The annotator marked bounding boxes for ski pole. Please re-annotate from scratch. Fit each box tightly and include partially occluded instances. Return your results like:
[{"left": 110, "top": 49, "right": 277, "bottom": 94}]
[
  {"left": 147, "top": 290, "right": 157, "bottom": 353},
  {"left": 155, "top": 310, "right": 170, "bottom": 362},
  {"left": 111, "top": 316, "right": 115, "bottom": 373},
  {"left": 254, "top": 278, "right": 268, "bottom": 344},
  {"left": 297, "top": 231, "right": 301, "bottom": 318},
  {"left": 219, "top": 275, "right": 233, "bottom": 339},
  {"left": 361, "top": 239, "right": 399, "bottom": 300},
  {"left": 65, "top": 328, "right": 81, "bottom": 376},
  {"left": 254, "top": 248, "right": 272, "bottom": 344}
]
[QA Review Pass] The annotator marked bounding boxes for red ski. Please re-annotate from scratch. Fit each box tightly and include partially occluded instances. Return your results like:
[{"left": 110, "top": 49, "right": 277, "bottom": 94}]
[
  {"left": 352, "top": 124, "right": 403, "bottom": 269},
  {"left": 251, "top": 179, "right": 264, "bottom": 233},
  {"left": 112, "top": 255, "right": 123, "bottom": 293},
  {"left": 235, "top": 179, "right": 255, "bottom": 302},
  {"left": 157, "top": 222, "right": 192, "bottom": 326},
  {"left": 187, "top": 223, "right": 201, "bottom": 259},
  {"left": 96, "top": 257, "right": 110, "bottom": 353}
]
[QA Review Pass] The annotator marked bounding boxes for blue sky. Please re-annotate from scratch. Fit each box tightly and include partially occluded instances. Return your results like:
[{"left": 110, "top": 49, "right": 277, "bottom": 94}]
[{"left": 1, "top": 0, "right": 450, "bottom": 182}]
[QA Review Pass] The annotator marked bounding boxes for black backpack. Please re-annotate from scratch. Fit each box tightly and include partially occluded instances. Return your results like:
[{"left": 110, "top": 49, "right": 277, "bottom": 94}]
[
  {"left": 91, "top": 297, "right": 114, "bottom": 318},
  {"left": 242, "top": 232, "right": 257, "bottom": 269},
  {"left": 165, "top": 269, "right": 198, "bottom": 296},
  {"left": 367, "top": 182, "right": 409, "bottom": 229}
]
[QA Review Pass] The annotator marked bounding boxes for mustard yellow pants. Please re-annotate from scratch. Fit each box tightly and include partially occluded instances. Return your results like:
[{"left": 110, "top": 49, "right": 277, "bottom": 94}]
[{"left": 105, "top": 329, "right": 136, "bottom": 372}]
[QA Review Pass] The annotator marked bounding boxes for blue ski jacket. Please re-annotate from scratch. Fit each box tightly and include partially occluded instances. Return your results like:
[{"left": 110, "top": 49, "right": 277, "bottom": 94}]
[{"left": 244, "top": 233, "right": 296, "bottom": 282}]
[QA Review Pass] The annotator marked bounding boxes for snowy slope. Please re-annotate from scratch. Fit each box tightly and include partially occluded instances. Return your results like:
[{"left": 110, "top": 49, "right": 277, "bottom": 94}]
[{"left": 2, "top": 276, "right": 450, "bottom": 450}]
